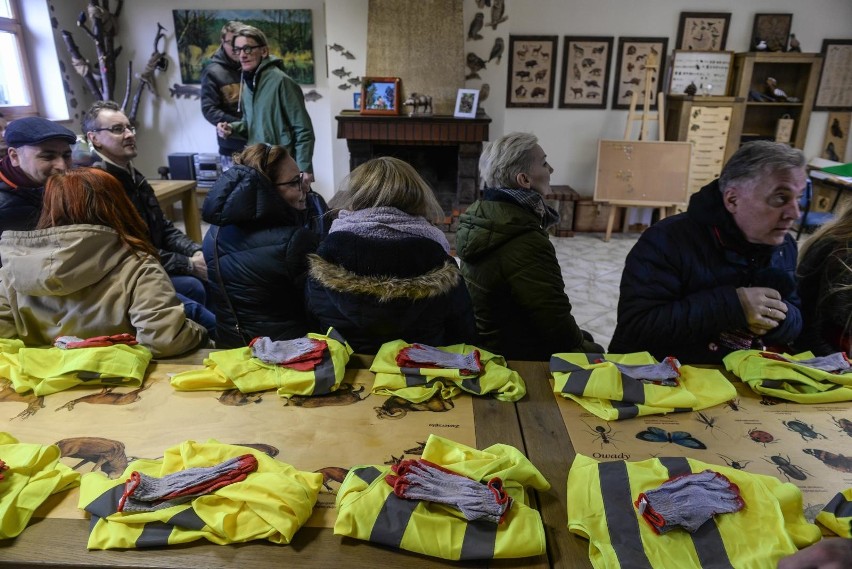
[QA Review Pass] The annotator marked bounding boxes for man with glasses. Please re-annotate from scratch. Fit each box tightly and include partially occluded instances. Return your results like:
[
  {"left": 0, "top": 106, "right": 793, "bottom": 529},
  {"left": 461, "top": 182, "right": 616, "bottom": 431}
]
[
  {"left": 200, "top": 20, "right": 246, "bottom": 170},
  {"left": 216, "top": 25, "right": 315, "bottom": 183},
  {"left": 0, "top": 117, "right": 76, "bottom": 237},
  {"left": 82, "top": 100, "right": 215, "bottom": 337}
]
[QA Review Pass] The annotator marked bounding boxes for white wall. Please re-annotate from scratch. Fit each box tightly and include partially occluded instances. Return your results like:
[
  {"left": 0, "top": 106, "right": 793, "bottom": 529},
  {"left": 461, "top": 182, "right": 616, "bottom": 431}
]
[{"left": 37, "top": 0, "right": 852, "bottom": 199}]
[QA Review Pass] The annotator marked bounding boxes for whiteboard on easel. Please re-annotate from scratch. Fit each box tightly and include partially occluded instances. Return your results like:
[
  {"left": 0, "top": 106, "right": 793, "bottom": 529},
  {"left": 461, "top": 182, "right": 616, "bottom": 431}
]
[
  {"left": 593, "top": 140, "right": 692, "bottom": 205},
  {"left": 667, "top": 50, "right": 733, "bottom": 96}
]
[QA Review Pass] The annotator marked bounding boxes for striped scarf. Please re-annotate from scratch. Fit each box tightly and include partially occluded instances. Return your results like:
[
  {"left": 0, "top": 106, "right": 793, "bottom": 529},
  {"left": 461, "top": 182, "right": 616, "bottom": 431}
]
[{"left": 492, "top": 187, "right": 560, "bottom": 229}]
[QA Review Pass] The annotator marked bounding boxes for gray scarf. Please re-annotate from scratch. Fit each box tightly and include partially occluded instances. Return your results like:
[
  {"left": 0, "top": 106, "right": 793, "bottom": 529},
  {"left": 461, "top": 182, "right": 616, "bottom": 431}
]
[
  {"left": 492, "top": 188, "right": 560, "bottom": 229},
  {"left": 330, "top": 206, "right": 450, "bottom": 254}
]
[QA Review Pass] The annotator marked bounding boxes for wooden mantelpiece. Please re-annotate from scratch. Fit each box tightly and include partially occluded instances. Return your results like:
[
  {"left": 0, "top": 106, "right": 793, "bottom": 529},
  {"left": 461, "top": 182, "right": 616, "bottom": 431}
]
[{"left": 336, "top": 113, "right": 491, "bottom": 205}]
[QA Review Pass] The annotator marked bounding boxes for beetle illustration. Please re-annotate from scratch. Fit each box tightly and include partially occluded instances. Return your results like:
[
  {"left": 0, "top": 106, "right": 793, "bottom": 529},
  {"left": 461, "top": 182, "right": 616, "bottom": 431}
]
[
  {"left": 803, "top": 449, "right": 852, "bottom": 474},
  {"left": 747, "top": 428, "right": 778, "bottom": 447},
  {"left": 831, "top": 415, "right": 852, "bottom": 437},
  {"left": 760, "top": 395, "right": 784, "bottom": 406},
  {"left": 765, "top": 454, "right": 809, "bottom": 481},
  {"left": 783, "top": 418, "right": 827, "bottom": 441}
]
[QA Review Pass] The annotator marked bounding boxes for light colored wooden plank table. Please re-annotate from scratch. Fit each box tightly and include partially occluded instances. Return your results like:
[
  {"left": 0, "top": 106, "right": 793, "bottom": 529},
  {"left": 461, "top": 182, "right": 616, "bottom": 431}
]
[{"left": 150, "top": 179, "right": 203, "bottom": 244}]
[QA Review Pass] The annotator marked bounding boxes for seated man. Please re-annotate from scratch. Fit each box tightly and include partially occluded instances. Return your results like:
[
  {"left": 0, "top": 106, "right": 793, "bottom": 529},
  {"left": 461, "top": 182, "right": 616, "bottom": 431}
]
[
  {"left": 82, "top": 101, "right": 215, "bottom": 337},
  {"left": 456, "top": 132, "right": 603, "bottom": 360},
  {"left": 0, "top": 117, "right": 76, "bottom": 235},
  {"left": 609, "top": 140, "right": 806, "bottom": 364}
]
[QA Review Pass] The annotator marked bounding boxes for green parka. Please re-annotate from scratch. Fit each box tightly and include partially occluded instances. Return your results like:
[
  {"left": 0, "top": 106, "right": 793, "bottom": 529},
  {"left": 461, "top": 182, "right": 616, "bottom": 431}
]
[{"left": 455, "top": 194, "right": 593, "bottom": 360}]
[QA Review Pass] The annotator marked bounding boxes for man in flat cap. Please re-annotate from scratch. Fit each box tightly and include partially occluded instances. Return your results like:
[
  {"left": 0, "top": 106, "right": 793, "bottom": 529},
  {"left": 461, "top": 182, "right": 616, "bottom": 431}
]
[{"left": 0, "top": 116, "right": 76, "bottom": 235}]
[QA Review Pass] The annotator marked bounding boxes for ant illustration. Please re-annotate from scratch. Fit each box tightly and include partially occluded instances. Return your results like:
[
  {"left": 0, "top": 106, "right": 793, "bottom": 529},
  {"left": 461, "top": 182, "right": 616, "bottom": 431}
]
[
  {"left": 582, "top": 420, "right": 620, "bottom": 450},
  {"left": 717, "top": 454, "right": 751, "bottom": 470},
  {"left": 695, "top": 411, "right": 731, "bottom": 439}
]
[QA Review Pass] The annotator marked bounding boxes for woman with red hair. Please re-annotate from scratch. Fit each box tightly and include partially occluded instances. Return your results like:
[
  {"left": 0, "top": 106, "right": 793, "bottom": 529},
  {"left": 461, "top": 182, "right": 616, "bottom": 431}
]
[{"left": 0, "top": 168, "right": 206, "bottom": 357}]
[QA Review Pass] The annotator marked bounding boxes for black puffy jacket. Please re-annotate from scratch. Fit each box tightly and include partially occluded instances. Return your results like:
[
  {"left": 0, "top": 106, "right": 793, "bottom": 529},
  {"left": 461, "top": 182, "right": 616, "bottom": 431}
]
[
  {"left": 202, "top": 165, "right": 318, "bottom": 347},
  {"left": 200, "top": 45, "right": 246, "bottom": 156}
]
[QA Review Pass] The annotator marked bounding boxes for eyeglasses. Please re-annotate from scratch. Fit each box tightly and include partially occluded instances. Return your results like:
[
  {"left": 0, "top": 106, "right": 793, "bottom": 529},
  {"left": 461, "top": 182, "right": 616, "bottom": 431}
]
[
  {"left": 232, "top": 44, "right": 264, "bottom": 55},
  {"left": 91, "top": 124, "right": 136, "bottom": 135},
  {"left": 275, "top": 172, "right": 306, "bottom": 188}
]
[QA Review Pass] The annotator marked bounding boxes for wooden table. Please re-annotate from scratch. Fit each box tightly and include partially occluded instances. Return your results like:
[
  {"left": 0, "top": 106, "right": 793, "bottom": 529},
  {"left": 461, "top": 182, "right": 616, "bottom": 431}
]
[
  {"left": 0, "top": 352, "right": 547, "bottom": 569},
  {"left": 150, "top": 179, "right": 203, "bottom": 244}
]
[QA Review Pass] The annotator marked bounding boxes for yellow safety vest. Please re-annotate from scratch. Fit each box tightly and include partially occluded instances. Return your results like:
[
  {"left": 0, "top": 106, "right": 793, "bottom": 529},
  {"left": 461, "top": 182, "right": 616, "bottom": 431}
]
[
  {"left": 724, "top": 350, "right": 852, "bottom": 403},
  {"left": 0, "top": 432, "right": 80, "bottom": 539},
  {"left": 567, "top": 453, "right": 821, "bottom": 568},
  {"left": 334, "top": 434, "right": 549, "bottom": 560},
  {"left": 551, "top": 352, "right": 737, "bottom": 420},
  {"left": 370, "top": 340, "right": 526, "bottom": 403},
  {"left": 78, "top": 439, "right": 323, "bottom": 549},
  {"left": 0, "top": 338, "right": 151, "bottom": 396},
  {"left": 170, "top": 328, "right": 353, "bottom": 397},
  {"left": 817, "top": 489, "right": 852, "bottom": 538}
]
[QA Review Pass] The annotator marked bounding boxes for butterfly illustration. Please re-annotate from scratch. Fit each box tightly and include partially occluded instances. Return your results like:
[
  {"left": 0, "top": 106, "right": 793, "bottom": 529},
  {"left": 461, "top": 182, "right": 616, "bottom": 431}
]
[{"left": 635, "top": 426, "right": 707, "bottom": 449}]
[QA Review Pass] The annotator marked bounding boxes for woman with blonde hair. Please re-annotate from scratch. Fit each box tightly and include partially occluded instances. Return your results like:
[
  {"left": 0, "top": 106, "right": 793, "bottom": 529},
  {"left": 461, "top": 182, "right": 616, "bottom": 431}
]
[
  {"left": 0, "top": 168, "right": 206, "bottom": 357},
  {"left": 796, "top": 202, "right": 852, "bottom": 355},
  {"left": 305, "top": 156, "right": 476, "bottom": 353}
]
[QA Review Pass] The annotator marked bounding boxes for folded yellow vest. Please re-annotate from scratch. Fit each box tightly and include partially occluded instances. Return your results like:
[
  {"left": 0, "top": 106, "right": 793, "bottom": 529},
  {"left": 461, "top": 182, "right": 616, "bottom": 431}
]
[
  {"left": 724, "top": 350, "right": 852, "bottom": 403},
  {"left": 370, "top": 340, "right": 526, "bottom": 403},
  {"left": 0, "top": 338, "right": 151, "bottom": 396},
  {"left": 334, "top": 434, "right": 548, "bottom": 560},
  {"left": 567, "top": 453, "right": 821, "bottom": 569},
  {"left": 551, "top": 352, "right": 736, "bottom": 420},
  {"left": 817, "top": 489, "right": 852, "bottom": 538},
  {"left": 78, "top": 439, "right": 323, "bottom": 549},
  {"left": 0, "top": 432, "right": 81, "bottom": 539},
  {"left": 170, "top": 329, "right": 353, "bottom": 397}
]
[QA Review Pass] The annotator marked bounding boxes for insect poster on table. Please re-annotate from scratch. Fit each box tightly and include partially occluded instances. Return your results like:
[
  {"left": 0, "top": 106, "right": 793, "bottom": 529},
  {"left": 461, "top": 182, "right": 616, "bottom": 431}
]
[{"left": 555, "top": 380, "right": 852, "bottom": 520}]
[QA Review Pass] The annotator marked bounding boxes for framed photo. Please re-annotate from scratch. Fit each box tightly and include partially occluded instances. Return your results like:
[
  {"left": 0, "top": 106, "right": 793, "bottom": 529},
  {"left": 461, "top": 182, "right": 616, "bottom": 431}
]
[
  {"left": 559, "top": 36, "right": 613, "bottom": 109},
  {"left": 454, "top": 89, "right": 479, "bottom": 118},
  {"left": 667, "top": 50, "right": 733, "bottom": 96},
  {"left": 815, "top": 39, "right": 852, "bottom": 111},
  {"left": 352, "top": 92, "right": 361, "bottom": 110},
  {"left": 611, "top": 37, "right": 668, "bottom": 110},
  {"left": 360, "top": 77, "right": 401, "bottom": 115},
  {"left": 751, "top": 13, "right": 793, "bottom": 52},
  {"left": 506, "top": 35, "right": 558, "bottom": 108},
  {"left": 676, "top": 12, "right": 730, "bottom": 51}
]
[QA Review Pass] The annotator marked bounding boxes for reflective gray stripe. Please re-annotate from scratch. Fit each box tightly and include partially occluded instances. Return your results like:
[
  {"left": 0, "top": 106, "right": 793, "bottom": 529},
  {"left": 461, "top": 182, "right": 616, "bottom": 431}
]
[
  {"left": 550, "top": 356, "right": 583, "bottom": 373},
  {"left": 313, "top": 350, "right": 336, "bottom": 394},
  {"left": 612, "top": 400, "right": 640, "bottom": 419},
  {"left": 824, "top": 492, "right": 852, "bottom": 518},
  {"left": 619, "top": 375, "right": 646, "bottom": 404},
  {"left": 459, "top": 519, "right": 497, "bottom": 560},
  {"left": 369, "top": 493, "right": 419, "bottom": 548},
  {"left": 561, "top": 368, "right": 593, "bottom": 395},
  {"left": 403, "top": 372, "right": 431, "bottom": 386},
  {"left": 355, "top": 466, "right": 382, "bottom": 485},
  {"left": 168, "top": 507, "right": 207, "bottom": 530},
  {"left": 328, "top": 327, "right": 347, "bottom": 345},
  {"left": 460, "top": 376, "right": 482, "bottom": 394},
  {"left": 85, "top": 484, "right": 124, "bottom": 518},
  {"left": 136, "top": 521, "right": 174, "bottom": 547},
  {"left": 586, "top": 353, "right": 605, "bottom": 363},
  {"left": 598, "top": 461, "right": 654, "bottom": 569},
  {"left": 659, "top": 457, "right": 734, "bottom": 569},
  {"left": 762, "top": 380, "right": 783, "bottom": 388}
]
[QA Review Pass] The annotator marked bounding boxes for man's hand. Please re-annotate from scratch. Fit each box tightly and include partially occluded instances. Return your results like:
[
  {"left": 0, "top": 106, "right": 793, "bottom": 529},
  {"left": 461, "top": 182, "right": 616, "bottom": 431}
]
[
  {"left": 737, "top": 286, "right": 787, "bottom": 336},
  {"left": 216, "top": 122, "right": 233, "bottom": 138},
  {"left": 190, "top": 251, "right": 208, "bottom": 281},
  {"left": 778, "top": 538, "right": 852, "bottom": 569}
]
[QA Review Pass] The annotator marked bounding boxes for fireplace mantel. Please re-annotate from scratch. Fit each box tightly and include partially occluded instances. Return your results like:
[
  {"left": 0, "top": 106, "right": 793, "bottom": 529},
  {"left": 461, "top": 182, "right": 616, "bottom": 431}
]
[{"left": 336, "top": 113, "right": 491, "bottom": 205}]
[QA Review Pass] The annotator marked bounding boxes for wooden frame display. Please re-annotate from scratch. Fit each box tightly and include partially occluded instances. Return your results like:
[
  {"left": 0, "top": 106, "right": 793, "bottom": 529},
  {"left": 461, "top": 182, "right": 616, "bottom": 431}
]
[
  {"left": 675, "top": 12, "right": 730, "bottom": 51},
  {"left": 454, "top": 88, "right": 479, "bottom": 118},
  {"left": 611, "top": 37, "right": 668, "bottom": 110},
  {"left": 360, "top": 77, "right": 401, "bottom": 115},
  {"left": 667, "top": 50, "right": 733, "bottom": 96},
  {"left": 506, "top": 35, "right": 557, "bottom": 108},
  {"left": 815, "top": 39, "right": 852, "bottom": 111},
  {"left": 750, "top": 13, "right": 793, "bottom": 52},
  {"left": 559, "top": 36, "right": 613, "bottom": 109}
]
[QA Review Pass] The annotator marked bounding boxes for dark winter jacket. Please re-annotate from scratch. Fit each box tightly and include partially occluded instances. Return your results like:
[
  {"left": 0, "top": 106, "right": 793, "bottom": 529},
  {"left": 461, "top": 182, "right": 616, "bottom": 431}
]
[
  {"left": 609, "top": 180, "right": 802, "bottom": 364},
  {"left": 200, "top": 45, "right": 246, "bottom": 156},
  {"left": 455, "top": 191, "right": 594, "bottom": 361},
  {"left": 202, "top": 165, "right": 318, "bottom": 348},
  {"left": 796, "top": 236, "right": 852, "bottom": 355},
  {"left": 94, "top": 157, "right": 201, "bottom": 276},
  {"left": 0, "top": 159, "right": 43, "bottom": 238},
  {"left": 306, "top": 228, "right": 477, "bottom": 355}
]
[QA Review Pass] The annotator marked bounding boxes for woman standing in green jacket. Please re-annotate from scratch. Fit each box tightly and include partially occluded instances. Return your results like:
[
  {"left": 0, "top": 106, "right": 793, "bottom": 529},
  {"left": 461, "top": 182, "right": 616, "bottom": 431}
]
[{"left": 455, "top": 132, "right": 602, "bottom": 360}]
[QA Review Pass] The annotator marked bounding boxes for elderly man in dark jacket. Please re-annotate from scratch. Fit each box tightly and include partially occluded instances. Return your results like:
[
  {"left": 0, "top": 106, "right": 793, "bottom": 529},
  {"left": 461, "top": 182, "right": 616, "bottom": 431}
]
[
  {"left": 609, "top": 140, "right": 807, "bottom": 364},
  {"left": 456, "top": 132, "right": 603, "bottom": 361}
]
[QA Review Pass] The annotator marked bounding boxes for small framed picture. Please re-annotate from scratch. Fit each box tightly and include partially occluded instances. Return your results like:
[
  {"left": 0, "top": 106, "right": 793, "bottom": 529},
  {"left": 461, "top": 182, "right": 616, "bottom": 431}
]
[
  {"left": 559, "top": 36, "right": 613, "bottom": 109},
  {"left": 353, "top": 92, "right": 361, "bottom": 110},
  {"left": 611, "top": 37, "right": 668, "bottom": 110},
  {"left": 360, "top": 77, "right": 401, "bottom": 115},
  {"left": 676, "top": 12, "right": 730, "bottom": 51},
  {"left": 667, "top": 50, "right": 733, "bottom": 96},
  {"left": 815, "top": 39, "right": 852, "bottom": 111},
  {"left": 751, "top": 13, "right": 793, "bottom": 52},
  {"left": 506, "top": 35, "right": 558, "bottom": 108},
  {"left": 454, "top": 88, "right": 479, "bottom": 118}
]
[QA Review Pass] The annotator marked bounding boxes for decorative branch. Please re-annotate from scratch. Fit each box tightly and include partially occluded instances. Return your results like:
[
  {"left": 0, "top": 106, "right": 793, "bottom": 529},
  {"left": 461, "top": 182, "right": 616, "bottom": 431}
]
[{"left": 60, "top": 30, "right": 102, "bottom": 99}]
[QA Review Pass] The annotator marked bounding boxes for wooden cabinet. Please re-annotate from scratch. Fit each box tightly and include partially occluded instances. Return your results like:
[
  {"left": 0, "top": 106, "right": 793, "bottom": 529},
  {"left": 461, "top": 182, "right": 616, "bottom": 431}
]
[{"left": 730, "top": 52, "right": 822, "bottom": 149}]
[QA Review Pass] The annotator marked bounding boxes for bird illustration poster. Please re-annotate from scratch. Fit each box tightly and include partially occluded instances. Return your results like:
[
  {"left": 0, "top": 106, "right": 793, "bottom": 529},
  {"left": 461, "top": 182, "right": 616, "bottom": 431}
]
[
  {"left": 505, "top": 35, "right": 557, "bottom": 108},
  {"left": 612, "top": 37, "right": 668, "bottom": 110},
  {"left": 555, "top": 379, "right": 852, "bottom": 521}
]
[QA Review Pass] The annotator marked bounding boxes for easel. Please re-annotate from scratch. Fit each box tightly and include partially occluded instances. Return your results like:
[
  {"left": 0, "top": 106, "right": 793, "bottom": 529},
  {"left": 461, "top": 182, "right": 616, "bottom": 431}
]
[{"left": 602, "top": 54, "right": 676, "bottom": 242}]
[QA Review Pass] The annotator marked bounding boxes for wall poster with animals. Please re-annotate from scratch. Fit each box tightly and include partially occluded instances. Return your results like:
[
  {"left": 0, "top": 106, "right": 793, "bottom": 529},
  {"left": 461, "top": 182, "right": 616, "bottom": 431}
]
[
  {"left": 675, "top": 12, "right": 731, "bottom": 52},
  {"left": 559, "top": 36, "right": 613, "bottom": 110},
  {"left": 506, "top": 35, "right": 557, "bottom": 108},
  {"left": 612, "top": 37, "right": 668, "bottom": 110},
  {"left": 556, "top": 380, "right": 852, "bottom": 520},
  {"left": 814, "top": 39, "right": 852, "bottom": 111},
  {"left": 1, "top": 363, "right": 476, "bottom": 529}
]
